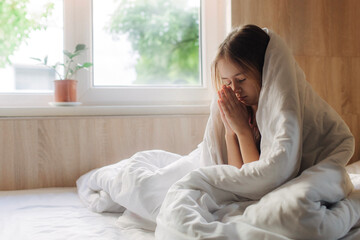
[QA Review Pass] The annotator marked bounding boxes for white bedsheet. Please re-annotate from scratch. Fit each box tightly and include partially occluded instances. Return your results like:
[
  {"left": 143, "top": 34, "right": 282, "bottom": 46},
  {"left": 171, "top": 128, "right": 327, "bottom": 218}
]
[
  {"left": 0, "top": 188, "right": 154, "bottom": 240},
  {"left": 0, "top": 162, "right": 360, "bottom": 240},
  {"left": 1, "top": 161, "right": 357, "bottom": 238}
]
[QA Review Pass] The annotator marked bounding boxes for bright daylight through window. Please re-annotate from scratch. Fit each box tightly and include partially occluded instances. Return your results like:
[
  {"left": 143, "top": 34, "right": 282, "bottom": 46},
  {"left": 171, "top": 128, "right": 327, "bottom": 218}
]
[
  {"left": 0, "top": 0, "right": 217, "bottom": 109},
  {"left": 0, "top": 0, "right": 63, "bottom": 93},
  {"left": 92, "top": 0, "right": 201, "bottom": 87}
]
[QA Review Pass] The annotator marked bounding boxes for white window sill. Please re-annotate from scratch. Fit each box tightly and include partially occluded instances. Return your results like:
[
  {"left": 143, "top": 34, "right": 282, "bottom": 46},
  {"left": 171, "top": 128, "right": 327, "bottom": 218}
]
[{"left": 0, "top": 104, "right": 210, "bottom": 118}]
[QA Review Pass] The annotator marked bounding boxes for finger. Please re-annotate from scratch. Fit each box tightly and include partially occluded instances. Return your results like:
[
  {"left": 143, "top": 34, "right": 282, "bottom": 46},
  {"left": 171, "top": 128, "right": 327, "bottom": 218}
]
[
  {"left": 217, "top": 99, "right": 224, "bottom": 115},
  {"left": 219, "top": 97, "right": 231, "bottom": 117},
  {"left": 227, "top": 87, "right": 248, "bottom": 117},
  {"left": 220, "top": 88, "right": 239, "bottom": 119},
  {"left": 223, "top": 88, "right": 249, "bottom": 122},
  {"left": 219, "top": 88, "right": 229, "bottom": 105},
  {"left": 222, "top": 85, "right": 233, "bottom": 101},
  {"left": 218, "top": 100, "right": 234, "bottom": 131},
  {"left": 218, "top": 100, "right": 228, "bottom": 123},
  {"left": 222, "top": 86, "right": 238, "bottom": 111},
  {"left": 225, "top": 86, "right": 240, "bottom": 107}
]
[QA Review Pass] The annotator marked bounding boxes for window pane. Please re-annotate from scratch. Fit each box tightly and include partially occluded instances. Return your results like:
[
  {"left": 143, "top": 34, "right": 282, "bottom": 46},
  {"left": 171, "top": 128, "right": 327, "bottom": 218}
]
[
  {"left": 0, "top": 0, "right": 63, "bottom": 93},
  {"left": 93, "top": 0, "right": 201, "bottom": 87}
]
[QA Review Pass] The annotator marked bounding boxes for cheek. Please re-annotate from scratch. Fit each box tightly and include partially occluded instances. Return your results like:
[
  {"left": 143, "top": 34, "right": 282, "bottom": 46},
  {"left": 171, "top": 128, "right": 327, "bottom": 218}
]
[{"left": 251, "top": 82, "right": 261, "bottom": 94}]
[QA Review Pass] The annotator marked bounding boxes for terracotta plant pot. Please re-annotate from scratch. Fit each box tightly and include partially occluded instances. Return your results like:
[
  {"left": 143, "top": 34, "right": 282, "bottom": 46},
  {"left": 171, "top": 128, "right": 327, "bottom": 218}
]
[{"left": 54, "top": 79, "right": 78, "bottom": 102}]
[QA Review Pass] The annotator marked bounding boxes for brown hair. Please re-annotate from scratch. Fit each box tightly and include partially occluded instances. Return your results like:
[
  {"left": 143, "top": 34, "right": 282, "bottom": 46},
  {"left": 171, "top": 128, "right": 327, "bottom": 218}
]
[{"left": 212, "top": 24, "right": 270, "bottom": 91}]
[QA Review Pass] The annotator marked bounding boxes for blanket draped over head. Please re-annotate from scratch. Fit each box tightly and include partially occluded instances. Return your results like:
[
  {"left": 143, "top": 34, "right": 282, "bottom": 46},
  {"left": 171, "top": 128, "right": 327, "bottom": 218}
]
[{"left": 77, "top": 29, "right": 360, "bottom": 239}]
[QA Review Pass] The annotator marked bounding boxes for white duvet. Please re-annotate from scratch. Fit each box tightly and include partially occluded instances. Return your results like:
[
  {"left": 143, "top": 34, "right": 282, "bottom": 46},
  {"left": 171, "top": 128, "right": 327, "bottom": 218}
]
[{"left": 77, "top": 29, "right": 360, "bottom": 239}]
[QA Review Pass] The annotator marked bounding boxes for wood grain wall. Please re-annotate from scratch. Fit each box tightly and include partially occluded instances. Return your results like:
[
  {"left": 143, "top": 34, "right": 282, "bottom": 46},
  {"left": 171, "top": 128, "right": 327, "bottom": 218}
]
[
  {"left": 0, "top": 115, "right": 208, "bottom": 190},
  {"left": 232, "top": 0, "right": 360, "bottom": 163}
]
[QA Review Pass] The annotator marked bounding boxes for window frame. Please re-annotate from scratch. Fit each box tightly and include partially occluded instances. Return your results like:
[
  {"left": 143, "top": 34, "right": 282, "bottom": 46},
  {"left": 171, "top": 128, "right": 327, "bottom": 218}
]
[{"left": 0, "top": 0, "right": 230, "bottom": 110}]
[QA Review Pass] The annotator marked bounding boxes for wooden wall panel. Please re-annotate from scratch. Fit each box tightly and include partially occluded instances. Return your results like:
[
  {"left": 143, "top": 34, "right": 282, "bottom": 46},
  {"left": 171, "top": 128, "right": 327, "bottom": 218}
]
[
  {"left": 0, "top": 120, "right": 39, "bottom": 190},
  {"left": 0, "top": 121, "right": 15, "bottom": 190},
  {"left": 0, "top": 115, "right": 208, "bottom": 190},
  {"left": 232, "top": 0, "right": 360, "bottom": 163}
]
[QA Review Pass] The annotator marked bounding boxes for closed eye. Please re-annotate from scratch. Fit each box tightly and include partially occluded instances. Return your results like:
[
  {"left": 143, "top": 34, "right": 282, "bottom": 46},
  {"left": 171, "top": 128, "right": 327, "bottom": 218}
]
[
  {"left": 236, "top": 78, "right": 246, "bottom": 83},
  {"left": 222, "top": 80, "right": 232, "bottom": 86}
]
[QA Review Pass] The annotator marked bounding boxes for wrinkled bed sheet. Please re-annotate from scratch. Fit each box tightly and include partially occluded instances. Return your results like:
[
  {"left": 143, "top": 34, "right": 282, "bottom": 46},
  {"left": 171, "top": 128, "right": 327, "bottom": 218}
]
[
  {"left": 1, "top": 164, "right": 360, "bottom": 240},
  {"left": 0, "top": 188, "right": 154, "bottom": 240}
]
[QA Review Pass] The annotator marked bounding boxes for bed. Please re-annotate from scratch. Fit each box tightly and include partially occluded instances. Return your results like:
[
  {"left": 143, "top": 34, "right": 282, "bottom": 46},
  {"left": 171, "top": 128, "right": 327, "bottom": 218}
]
[
  {"left": 0, "top": 187, "right": 155, "bottom": 240},
  {"left": 0, "top": 161, "right": 359, "bottom": 240}
]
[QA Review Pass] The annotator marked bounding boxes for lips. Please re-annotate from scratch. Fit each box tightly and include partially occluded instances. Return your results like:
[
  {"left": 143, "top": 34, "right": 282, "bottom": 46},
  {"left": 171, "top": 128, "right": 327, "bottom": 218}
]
[{"left": 238, "top": 96, "right": 247, "bottom": 102}]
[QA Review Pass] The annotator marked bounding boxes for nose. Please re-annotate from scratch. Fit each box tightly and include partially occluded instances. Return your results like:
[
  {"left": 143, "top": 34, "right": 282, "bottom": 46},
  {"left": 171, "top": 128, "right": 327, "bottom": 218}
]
[{"left": 232, "top": 81, "right": 242, "bottom": 95}]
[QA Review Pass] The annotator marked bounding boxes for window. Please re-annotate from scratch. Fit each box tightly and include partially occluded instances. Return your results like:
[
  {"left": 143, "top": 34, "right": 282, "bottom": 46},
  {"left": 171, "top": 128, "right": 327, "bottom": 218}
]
[
  {"left": 0, "top": 0, "right": 63, "bottom": 92},
  {"left": 0, "top": 0, "right": 230, "bottom": 108},
  {"left": 93, "top": 0, "right": 201, "bottom": 87}
]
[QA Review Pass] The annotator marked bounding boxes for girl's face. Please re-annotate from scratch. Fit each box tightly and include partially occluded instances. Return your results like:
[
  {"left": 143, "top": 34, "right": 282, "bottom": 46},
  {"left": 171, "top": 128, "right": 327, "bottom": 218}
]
[{"left": 217, "top": 58, "right": 261, "bottom": 108}]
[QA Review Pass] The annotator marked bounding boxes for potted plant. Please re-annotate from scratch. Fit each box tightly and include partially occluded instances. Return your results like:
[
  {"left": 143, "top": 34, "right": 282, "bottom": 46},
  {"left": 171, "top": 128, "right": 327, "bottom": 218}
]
[{"left": 32, "top": 44, "right": 92, "bottom": 103}]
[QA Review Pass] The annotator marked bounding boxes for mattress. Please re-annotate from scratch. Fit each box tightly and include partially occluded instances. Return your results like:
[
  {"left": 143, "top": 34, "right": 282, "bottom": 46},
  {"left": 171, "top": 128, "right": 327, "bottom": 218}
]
[
  {"left": 0, "top": 188, "right": 154, "bottom": 240},
  {"left": 0, "top": 161, "right": 360, "bottom": 240}
]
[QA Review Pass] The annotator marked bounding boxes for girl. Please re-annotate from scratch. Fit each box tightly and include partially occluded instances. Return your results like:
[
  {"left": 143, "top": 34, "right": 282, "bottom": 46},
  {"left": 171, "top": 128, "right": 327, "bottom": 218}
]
[
  {"left": 213, "top": 24, "right": 270, "bottom": 168},
  {"left": 156, "top": 24, "right": 357, "bottom": 239}
]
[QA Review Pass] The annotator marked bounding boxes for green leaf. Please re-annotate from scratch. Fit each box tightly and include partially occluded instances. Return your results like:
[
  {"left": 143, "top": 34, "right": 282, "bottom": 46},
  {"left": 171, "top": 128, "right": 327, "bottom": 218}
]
[
  {"left": 29, "top": 43, "right": 91, "bottom": 80},
  {"left": 51, "top": 62, "right": 60, "bottom": 69},
  {"left": 70, "top": 52, "right": 81, "bottom": 59},
  {"left": 63, "top": 50, "right": 72, "bottom": 58},
  {"left": 76, "top": 62, "right": 93, "bottom": 70},
  {"left": 82, "top": 62, "right": 93, "bottom": 68},
  {"left": 30, "top": 57, "right": 42, "bottom": 62},
  {"left": 75, "top": 44, "right": 86, "bottom": 52}
]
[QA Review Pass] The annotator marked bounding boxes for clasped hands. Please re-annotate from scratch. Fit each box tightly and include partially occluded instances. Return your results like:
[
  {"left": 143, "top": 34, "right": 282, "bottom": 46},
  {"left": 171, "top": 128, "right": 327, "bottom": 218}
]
[{"left": 217, "top": 85, "right": 250, "bottom": 136}]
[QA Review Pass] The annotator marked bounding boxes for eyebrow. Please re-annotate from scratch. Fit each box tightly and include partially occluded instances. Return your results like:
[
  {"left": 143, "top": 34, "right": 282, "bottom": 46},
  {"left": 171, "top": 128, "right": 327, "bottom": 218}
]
[{"left": 221, "top": 72, "right": 244, "bottom": 79}]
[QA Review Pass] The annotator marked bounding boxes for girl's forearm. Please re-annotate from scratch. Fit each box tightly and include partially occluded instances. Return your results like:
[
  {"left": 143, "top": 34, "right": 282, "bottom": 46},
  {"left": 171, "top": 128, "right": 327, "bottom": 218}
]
[
  {"left": 225, "top": 133, "right": 243, "bottom": 168},
  {"left": 235, "top": 128, "right": 260, "bottom": 164}
]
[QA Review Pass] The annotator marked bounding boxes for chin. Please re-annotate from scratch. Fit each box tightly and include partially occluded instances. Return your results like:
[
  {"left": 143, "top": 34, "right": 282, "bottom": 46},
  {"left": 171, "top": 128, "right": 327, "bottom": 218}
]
[
  {"left": 237, "top": 97, "right": 248, "bottom": 105},
  {"left": 239, "top": 100, "right": 248, "bottom": 105}
]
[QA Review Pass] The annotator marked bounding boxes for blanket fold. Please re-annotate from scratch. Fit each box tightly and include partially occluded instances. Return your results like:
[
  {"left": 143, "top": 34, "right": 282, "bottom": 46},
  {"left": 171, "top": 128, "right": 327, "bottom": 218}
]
[{"left": 77, "top": 28, "right": 360, "bottom": 239}]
